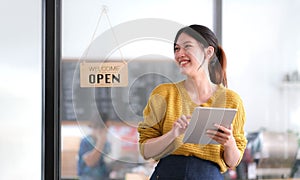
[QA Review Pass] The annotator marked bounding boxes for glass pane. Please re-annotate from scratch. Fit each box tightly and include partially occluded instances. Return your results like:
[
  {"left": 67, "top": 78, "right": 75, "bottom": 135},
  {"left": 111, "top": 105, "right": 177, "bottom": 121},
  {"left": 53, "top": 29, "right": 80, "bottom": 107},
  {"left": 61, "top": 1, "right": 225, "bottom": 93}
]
[{"left": 60, "top": 0, "right": 213, "bottom": 179}]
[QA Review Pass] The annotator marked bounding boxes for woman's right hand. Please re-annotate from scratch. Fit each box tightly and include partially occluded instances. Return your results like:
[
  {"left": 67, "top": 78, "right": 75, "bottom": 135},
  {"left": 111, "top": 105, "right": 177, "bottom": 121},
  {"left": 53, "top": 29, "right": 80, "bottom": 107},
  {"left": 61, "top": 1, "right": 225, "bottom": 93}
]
[
  {"left": 142, "top": 114, "right": 191, "bottom": 160},
  {"left": 171, "top": 115, "right": 191, "bottom": 137}
]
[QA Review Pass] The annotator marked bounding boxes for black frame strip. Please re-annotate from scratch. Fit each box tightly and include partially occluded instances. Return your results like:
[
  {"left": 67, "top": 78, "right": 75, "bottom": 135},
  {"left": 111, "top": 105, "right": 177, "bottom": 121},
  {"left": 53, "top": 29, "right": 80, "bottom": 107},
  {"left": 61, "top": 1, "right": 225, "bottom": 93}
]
[
  {"left": 213, "top": 0, "right": 222, "bottom": 45},
  {"left": 42, "top": 0, "right": 61, "bottom": 179}
]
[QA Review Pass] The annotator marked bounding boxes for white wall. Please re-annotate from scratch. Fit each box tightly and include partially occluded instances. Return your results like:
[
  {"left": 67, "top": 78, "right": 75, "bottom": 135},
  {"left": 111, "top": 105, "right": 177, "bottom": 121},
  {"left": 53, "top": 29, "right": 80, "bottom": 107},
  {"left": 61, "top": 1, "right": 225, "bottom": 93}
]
[
  {"left": 224, "top": 0, "right": 300, "bottom": 132},
  {"left": 0, "top": 0, "right": 41, "bottom": 179}
]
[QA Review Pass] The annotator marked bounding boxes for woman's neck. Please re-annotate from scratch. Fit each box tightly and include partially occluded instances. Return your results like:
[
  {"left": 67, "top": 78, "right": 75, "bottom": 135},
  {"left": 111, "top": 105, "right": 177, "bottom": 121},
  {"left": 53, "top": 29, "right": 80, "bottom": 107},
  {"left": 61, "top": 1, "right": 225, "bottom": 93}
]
[{"left": 184, "top": 76, "right": 217, "bottom": 105}]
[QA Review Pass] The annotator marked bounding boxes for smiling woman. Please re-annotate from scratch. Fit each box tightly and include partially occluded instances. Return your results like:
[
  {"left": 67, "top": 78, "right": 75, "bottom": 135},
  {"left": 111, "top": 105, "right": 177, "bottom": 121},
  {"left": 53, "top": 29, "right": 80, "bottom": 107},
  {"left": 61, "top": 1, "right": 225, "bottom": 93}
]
[{"left": 138, "top": 24, "right": 247, "bottom": 179}]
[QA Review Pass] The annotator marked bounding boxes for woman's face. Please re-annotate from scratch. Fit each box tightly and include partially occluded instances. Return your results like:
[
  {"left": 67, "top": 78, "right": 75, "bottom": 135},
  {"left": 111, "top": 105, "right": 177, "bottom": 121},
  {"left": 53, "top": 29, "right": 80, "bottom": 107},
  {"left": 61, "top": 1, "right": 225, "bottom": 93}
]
[{"left": 174, "top": 33, "right": 206, "bottom": 76}]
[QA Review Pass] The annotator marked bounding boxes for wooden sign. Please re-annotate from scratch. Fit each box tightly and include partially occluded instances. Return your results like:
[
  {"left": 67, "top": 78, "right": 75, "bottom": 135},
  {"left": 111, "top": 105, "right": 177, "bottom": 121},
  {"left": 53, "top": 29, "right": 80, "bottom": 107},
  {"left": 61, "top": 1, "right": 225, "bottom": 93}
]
[{"left": 80, "top": 61, "right": 128, "bottom": 87}]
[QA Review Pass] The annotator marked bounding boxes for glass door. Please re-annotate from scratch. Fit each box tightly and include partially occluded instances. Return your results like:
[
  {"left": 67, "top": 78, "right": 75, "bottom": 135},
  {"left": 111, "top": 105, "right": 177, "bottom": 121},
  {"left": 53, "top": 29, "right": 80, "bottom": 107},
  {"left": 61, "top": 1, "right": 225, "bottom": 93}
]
[{"left": 43, "top": 0, "right": 215, "bottom": 179}]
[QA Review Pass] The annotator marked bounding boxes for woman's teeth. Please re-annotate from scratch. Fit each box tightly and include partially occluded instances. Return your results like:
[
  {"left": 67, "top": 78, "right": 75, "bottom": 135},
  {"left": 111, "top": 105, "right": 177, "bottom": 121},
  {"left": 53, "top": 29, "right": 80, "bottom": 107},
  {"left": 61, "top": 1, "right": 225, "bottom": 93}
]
[{"left": 180, "top": 60, "right": 190, "bottom": 66}]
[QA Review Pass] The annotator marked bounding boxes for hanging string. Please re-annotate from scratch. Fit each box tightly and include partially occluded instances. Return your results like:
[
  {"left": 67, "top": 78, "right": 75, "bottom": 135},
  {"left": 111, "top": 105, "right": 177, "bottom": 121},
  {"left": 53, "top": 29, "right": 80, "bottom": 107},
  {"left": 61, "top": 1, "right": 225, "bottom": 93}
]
[
  {"left": 82, "top": 5, "right": 127, "bottom": 65},
  {"left": 88, "top": 6, "right": 106, "bottom": 48},
  {"left": 102, "top": 6, "right": 127, "bottom": 65}
]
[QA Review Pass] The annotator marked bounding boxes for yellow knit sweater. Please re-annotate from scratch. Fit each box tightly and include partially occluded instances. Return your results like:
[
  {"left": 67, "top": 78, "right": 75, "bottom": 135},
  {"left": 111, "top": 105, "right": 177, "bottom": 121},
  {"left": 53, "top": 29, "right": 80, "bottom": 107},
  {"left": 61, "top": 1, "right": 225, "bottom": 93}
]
[{"left": 138, "top": 81, "right": 247, "bottom": 173}]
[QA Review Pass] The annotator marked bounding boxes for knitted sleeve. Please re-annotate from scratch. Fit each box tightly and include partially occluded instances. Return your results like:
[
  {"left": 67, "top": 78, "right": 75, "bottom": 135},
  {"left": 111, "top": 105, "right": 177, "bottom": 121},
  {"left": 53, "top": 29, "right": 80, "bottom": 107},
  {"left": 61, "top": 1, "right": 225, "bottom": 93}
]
[
  {"left": 137, "top": 83, "right": 182, "bottom": 160},
  {"left": 137, "top": 85, "right": 167, "bottom": 159},
  {"left": 221, "top": 90, "right": 248, "bottom": 167},
  {"left": 232, "top": 95, "right": 248, "bottom": 165}
]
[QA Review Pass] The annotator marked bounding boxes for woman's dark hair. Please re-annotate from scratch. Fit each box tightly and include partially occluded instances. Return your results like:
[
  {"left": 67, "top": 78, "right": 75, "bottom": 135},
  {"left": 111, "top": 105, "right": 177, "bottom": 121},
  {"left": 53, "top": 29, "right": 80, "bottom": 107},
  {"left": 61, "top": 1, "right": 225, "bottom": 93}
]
[{"left": 174, "top": 24, "right": 227, "bottom": 87}]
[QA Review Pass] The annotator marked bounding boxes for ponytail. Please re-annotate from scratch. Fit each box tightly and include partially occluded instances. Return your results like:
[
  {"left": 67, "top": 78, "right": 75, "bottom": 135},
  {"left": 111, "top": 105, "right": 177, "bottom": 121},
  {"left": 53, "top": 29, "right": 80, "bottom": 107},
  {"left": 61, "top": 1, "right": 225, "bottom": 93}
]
[
  {"left": 217, "top": 45, "right": 227, "bottom": 87},
  {"left": 208, "top": 45, "right": 228, "bottom": 87}
]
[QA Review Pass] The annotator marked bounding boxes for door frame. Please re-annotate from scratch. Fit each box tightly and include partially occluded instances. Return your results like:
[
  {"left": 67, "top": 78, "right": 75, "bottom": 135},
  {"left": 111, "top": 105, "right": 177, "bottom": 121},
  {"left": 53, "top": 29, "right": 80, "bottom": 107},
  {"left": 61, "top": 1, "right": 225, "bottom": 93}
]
[{"left": 42, "top": 0, "right": 61, "bottom": 179}]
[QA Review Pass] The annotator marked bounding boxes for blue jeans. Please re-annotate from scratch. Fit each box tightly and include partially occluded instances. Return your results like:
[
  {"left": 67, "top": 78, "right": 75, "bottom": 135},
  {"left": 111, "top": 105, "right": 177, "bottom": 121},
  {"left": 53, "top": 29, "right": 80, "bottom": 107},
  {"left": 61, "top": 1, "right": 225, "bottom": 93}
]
[{"left": 150, "top": 155, "right": 224, "bottom": 180}]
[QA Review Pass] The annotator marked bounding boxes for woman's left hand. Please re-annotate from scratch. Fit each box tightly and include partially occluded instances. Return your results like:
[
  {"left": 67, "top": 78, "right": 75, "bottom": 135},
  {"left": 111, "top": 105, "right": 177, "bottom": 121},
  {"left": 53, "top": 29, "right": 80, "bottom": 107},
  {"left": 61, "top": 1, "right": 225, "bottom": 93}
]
[
  {"left": 207, "top": 124, "right": 241, "bottom": 168},
  {"left": 206, "top": 124, "right": 236, "bottom": 147}
]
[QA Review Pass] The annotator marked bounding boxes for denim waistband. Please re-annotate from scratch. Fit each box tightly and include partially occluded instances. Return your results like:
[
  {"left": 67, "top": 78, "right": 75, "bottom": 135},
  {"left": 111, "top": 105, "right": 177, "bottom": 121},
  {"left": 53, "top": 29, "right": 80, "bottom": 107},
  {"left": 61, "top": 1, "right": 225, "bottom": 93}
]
[{"left": 150, "top": 155, "right": 223, "bottom": 180}]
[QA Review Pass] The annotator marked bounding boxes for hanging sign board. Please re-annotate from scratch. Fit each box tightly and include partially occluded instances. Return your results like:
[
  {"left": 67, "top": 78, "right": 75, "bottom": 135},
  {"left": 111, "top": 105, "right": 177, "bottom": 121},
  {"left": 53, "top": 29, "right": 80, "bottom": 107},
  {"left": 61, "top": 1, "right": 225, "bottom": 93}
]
[{"left": 80, "top": 61, "right": 128, "bottom": 87}]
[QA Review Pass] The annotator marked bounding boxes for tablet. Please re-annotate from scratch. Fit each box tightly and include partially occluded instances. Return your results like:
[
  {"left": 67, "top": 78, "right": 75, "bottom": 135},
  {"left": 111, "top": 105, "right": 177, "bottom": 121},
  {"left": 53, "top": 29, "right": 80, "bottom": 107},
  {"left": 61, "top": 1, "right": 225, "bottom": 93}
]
[{"left": 183, "top": 107, "right": 237, "bottom": 145}]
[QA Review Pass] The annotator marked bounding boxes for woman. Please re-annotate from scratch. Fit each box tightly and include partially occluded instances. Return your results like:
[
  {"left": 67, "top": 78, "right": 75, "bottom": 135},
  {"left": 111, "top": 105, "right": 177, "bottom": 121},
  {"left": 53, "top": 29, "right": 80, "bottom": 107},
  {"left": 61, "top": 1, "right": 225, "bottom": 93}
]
[{"left": 138, "top": 25, "right": 247, "bottom": 180}]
